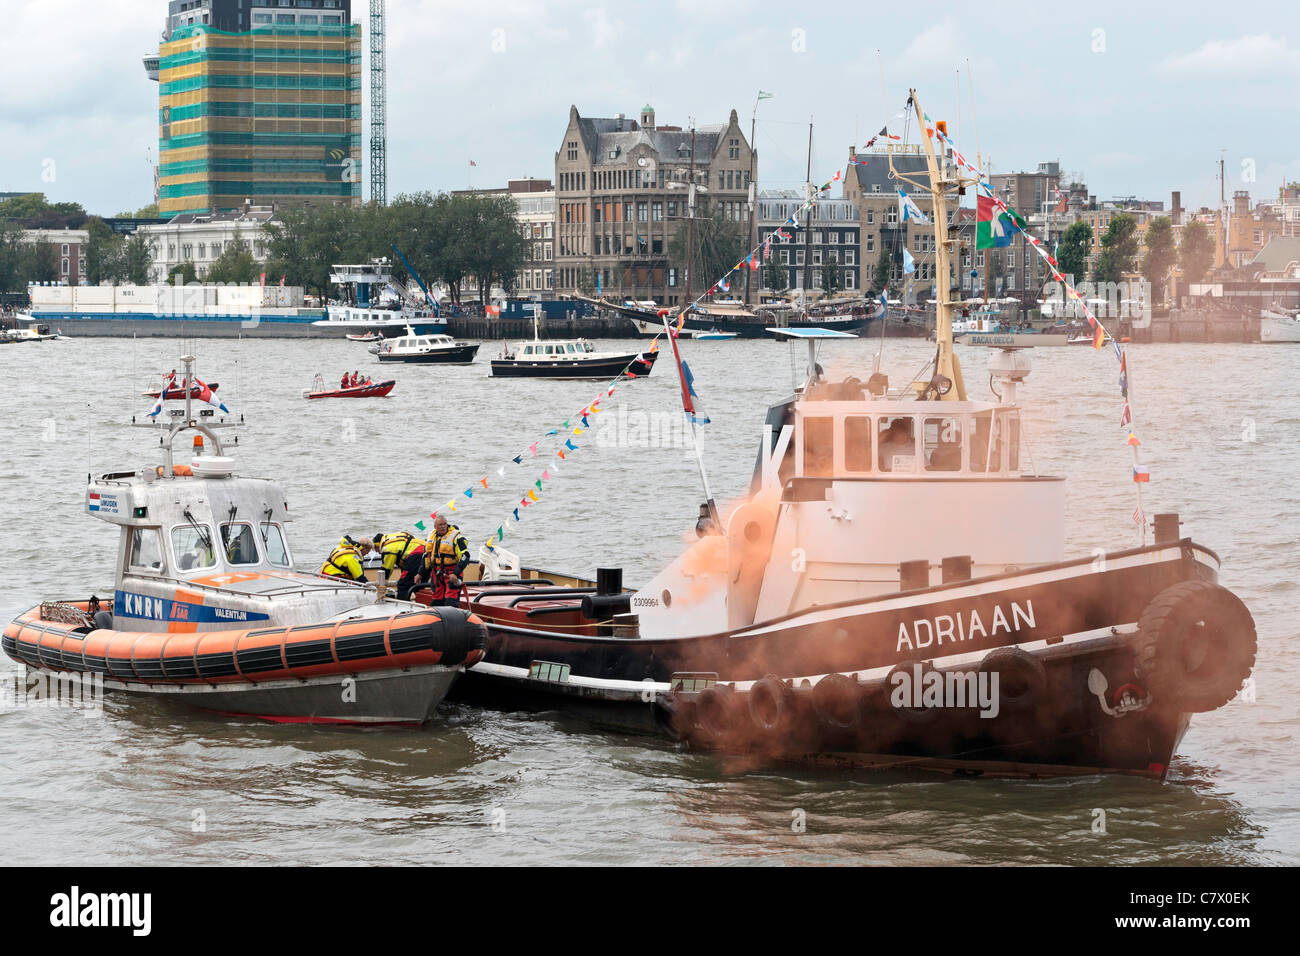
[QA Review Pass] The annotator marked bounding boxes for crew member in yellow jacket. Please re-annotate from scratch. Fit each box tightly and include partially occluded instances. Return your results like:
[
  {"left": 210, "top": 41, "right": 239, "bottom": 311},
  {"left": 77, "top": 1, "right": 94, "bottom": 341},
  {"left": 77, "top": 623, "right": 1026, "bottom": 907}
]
[
  {"left": 423, "top": 516, "right": 470, "bottom": 606},
  {"left": 320, "top": 536, "right": 371, "bottom": 582},
  {"left": 372, "top": 531, "right": 427, "bottom": 600}
]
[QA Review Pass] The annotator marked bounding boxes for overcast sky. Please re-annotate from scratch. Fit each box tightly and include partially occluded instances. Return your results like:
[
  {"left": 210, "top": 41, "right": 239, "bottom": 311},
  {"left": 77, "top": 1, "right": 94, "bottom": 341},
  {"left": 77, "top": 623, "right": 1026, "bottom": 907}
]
[{"left": 1, "top": 0, "right": 1294, "bottom": 217}]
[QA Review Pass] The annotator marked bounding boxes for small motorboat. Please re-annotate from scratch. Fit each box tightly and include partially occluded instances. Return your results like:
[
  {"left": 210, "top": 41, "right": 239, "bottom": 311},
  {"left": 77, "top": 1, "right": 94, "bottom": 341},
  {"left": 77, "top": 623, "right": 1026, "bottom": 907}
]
[
  {"left": 491, "top": 337, "right": 658, "bottom": 379},
  {"left": 373, "top": 329, "right": 480, "bottom": 364},
  {"left": 1, "top": 318, "right": 61, "bottom": 343},
  {"left": 694, "top": 329, "right": 739, "bottom": 341},
  {"left": 346, "top": 331, "right": 384, "bottom": 343},
  {"left": 5, "top": 356, "right": 485, "bottom": 724},
  {"left": 303, "top": 374, "right": 395, "bottom": 399}
]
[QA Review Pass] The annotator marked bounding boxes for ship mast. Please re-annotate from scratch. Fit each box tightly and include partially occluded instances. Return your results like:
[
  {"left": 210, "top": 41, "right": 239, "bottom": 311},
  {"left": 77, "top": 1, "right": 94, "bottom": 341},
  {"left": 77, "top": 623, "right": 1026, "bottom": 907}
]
[{"left": 889, "top": 89, "right": 970, "bottom": 401}]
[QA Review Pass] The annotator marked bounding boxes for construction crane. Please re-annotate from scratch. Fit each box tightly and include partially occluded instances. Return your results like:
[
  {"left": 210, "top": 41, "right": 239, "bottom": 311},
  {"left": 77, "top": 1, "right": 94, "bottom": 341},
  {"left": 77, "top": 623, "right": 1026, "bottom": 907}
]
[{"left": 370, "top": 0, "right": 387, "bottom": 205}]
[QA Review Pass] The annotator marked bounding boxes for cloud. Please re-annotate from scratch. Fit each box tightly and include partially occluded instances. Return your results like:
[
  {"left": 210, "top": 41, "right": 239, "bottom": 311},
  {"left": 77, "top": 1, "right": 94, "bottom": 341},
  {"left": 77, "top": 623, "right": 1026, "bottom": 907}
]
[{"left": 1157, "top": 34, "right": 1298, "bottom": 76}]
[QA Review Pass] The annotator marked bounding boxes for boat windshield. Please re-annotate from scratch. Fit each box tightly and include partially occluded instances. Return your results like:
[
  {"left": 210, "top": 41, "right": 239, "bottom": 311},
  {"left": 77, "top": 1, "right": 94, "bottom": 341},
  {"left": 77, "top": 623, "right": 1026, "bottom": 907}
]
[
  {"left": 221, "top": 522, "right": 259, "bottom": 565},
  {"left": 171, "top": 525, "right": 216, "bottom": 572},
  {"left": 260, "top": 522, "right": 291, "bottom": 567}
]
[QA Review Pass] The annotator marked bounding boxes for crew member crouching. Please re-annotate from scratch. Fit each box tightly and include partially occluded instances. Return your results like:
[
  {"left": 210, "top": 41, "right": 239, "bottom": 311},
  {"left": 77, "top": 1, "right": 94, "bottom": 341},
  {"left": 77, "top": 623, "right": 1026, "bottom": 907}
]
[
  {"left": 423, "top": 516, "right": 470, "bottom": 606},
  {"left": 320, "top": 536, "right": 370, "bottom": 582},
  {"left": 373, "top": 530, "right": 427, "bottom": 601}
]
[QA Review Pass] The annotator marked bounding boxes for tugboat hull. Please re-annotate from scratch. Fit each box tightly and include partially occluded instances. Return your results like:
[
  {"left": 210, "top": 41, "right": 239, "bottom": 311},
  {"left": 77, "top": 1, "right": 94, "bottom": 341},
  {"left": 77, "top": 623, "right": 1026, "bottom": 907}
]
[{"left": 447, "top": 539, "right": 1254, "bottom": 778}]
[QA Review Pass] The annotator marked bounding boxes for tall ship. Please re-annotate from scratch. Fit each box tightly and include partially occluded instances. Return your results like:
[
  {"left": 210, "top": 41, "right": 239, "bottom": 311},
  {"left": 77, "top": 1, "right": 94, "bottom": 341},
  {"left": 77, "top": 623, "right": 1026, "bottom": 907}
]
[
  {"left": 26, "top": 282, "right": 327, "bottom": 338},
  {"left": 311, "top": 258, "right": 447, "bottom": 338}
]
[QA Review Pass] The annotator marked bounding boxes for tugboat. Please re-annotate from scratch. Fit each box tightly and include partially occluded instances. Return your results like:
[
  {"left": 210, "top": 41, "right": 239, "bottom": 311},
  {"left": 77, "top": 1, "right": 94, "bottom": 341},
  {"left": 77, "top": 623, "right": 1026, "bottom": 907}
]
[
  {"left": 435, "top": 92, "right": 1256, "bottom": 778},
  {"left": 3, "top": 357, "right": 486, "bottom": 724}
]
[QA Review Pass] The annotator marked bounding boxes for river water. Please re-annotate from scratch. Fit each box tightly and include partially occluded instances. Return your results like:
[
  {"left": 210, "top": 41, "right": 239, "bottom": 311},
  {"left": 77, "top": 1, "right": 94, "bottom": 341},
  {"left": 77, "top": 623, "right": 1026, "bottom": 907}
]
[{"left": 0, "top": 334, "right": 1295, "bottom": 865}]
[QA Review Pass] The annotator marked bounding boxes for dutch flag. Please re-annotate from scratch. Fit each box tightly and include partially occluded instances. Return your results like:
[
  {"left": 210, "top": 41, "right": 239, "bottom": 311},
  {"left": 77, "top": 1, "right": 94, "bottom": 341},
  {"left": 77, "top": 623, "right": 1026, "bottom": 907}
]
[{"left": 679, "top": 360, "right": 710, "bottom": 425}]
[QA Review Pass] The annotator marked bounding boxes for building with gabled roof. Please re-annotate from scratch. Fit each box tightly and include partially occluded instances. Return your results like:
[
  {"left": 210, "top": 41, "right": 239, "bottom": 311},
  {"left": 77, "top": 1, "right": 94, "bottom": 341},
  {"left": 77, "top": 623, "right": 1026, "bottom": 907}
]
[{"left": 554, "top": 104, "right": 754, "bottom": 306}]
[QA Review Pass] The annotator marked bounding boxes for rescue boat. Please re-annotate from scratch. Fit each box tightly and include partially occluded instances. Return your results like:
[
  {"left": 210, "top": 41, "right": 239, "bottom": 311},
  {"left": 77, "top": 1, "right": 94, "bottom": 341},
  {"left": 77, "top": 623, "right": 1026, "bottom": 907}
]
[
  {"left": 302, "top": 374, "right": 395, "bottom": 399},
  {"left": 428, "top": 91, "right": 1257, "bottom": 779},
  {"left": 4, "top": 356, "right": 486, "bottom": 724}
]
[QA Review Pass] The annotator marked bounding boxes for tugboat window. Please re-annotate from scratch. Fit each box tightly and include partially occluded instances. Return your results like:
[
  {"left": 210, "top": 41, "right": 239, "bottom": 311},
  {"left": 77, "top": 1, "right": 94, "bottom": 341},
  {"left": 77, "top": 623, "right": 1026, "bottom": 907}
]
[
  {"left": 221, "top": 523, "right": 259, "bottom": 566},
  {"left": 844, "top": 416, "right": 874, "bottom": 472},
  {"left": 878, "top": 417, "right": 917, "bottom": 471},
  {"left": 170, "top": 526, "right": 215, "bottom": 572},
  {"left": 128, "top": 528, "right": 164, "bottom": 573},
  {"left": 925, "top": 417, "right": 963, "bottom": 471},
  {"left": 970, "top": 412, "right": 1003, "bottom": 473},
  {"left": 803, "top": 417, "right": 834, "bottom": 477},
  {"left": 260, "top": 523, "right": 291, "bottom": 567}
]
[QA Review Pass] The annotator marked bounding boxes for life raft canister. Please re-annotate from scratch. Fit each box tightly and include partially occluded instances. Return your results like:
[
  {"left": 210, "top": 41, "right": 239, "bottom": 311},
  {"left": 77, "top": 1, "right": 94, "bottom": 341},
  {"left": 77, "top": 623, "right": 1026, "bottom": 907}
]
[{"left": 1135, "top": 580, "right": 1256, "bottom": 713}]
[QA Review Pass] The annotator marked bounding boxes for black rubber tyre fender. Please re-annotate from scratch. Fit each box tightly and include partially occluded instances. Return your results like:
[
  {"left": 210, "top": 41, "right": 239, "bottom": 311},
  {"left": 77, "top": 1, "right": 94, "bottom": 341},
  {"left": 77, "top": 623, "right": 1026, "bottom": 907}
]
[
  {"left": 747, "top": 675, "right": 795, "bottom": 734},
  {"left": 811, "top": 673, "right": 863, "bottom": 729},
  {"left": 694, "top": 684, "right": 737, "bottom": 741},
  {"left": 1134, "top": 580, "right": 1256, "bottom": 713},
  {"left": 885, "top": 659, "right": 940, "bottom": 723},
  {"left": 977, "top": 646, "right": 1047, "bottom": 712}
]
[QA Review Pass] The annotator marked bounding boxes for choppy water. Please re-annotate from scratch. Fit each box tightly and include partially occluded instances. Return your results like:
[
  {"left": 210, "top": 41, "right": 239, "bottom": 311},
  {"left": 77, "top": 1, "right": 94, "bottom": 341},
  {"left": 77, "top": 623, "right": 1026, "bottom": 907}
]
[{"left": 0, "top": 335, "right": 1295, "bottom": 865}]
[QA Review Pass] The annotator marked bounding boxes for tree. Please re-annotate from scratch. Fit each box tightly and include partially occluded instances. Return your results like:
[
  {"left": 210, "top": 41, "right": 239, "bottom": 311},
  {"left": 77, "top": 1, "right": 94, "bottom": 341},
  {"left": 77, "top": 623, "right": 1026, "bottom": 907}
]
[
  {"left": 168, "top": 262, "right": 198, "bottom": 285},
  {"left": 1178, "top": 219, "right": 1214, "bottom": 288},
  {"left": 206, "top": 232, "right": 261, "bottom": 285},
  {"left": 1094, "top": 213, "right": 1139, "bottom": 284},
  {"left": 822, "top": 256, "right": 842, "bottom": 295},
  {"left": 575, "top": 268, "right": 595, "bottom": 297},
  {"left": 1141, "top": 217, "right": 1176, "bottom": 302},
  {"left": 457, "top": 193, "right": 527, "bottom": 305},
  {"left": 764, "top": 254, "right": 789, "bottom": 293},
  {"left": 1057, "top": 220, "right": 1093, "bottom": 285},
  {"left": 872, "top": 247, "right": 891, "bottom": 293},
  {"left": 24, "top": 241, "right": 60, "bottom": 285},
  {"left": 0, "top": 222, "right": 28, "bottom": 293},
  {"left": 84, "top": 217, "right": 126, "bottom": 286},
  {"left": 668, "top": 197, "right": 746, "bottom": 297},
  {"left": 0, "top": 193, "right": 87, "bottom": 229}
]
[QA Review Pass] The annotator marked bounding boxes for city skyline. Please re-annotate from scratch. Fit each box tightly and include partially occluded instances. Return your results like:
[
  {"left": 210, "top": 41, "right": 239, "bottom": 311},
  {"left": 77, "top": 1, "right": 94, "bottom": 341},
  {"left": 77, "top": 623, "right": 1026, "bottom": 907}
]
[{"left": 1, "top": 0, "right": 1295, "bottom": 216}]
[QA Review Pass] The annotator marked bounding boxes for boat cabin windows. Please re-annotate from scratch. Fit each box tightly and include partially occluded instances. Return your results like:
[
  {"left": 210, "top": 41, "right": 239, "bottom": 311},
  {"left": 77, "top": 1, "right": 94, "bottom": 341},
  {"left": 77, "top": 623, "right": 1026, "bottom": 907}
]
[
  {"left": 970, "top": 412, "right": 1003, "bottom": 473},
  {"left": 260, "top": 522, "right": 291, "bottom": 567},
  {"left": 128, "top": 528, "right": 165, "bottom": 574},
  {"left": 878, "top": 416, "right": 918, "bottom": 472},
  {"left": 794, "top": 406, "right": 1026, "bottom": 479},
  {"left": 924, "top": 416, "right": 963, "bottom": 472},
  {"left": 844, "top": 416, "right": 873, "bottom": 472},
  {"left": 221, "top": 522, "right": 259, "bottom": 565},
  {"left": 802, "top": 416, "right": 834, "bottom": 477},
  {"left": 171, "top": 525, "right": 216, "bottom": 572}
]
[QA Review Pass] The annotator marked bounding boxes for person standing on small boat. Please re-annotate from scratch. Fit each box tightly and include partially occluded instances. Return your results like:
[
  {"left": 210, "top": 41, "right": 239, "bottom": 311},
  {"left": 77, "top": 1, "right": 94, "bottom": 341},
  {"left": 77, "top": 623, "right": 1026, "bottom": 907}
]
[
  {"left": 423, "top": 516, "right": 470, "bottom": 606},
  {"left": 372, "top": 531, "right": 427, "bottom": 601},
  {"left": 320, "top": 536, "right": 371, "bottom": 581}
]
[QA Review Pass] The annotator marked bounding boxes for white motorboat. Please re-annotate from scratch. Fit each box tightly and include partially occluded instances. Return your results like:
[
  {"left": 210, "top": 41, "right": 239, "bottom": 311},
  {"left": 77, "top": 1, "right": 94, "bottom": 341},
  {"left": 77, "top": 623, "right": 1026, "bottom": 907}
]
[{"left": 1260, "top": 307, "right": 1300, "bottom": 343}]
